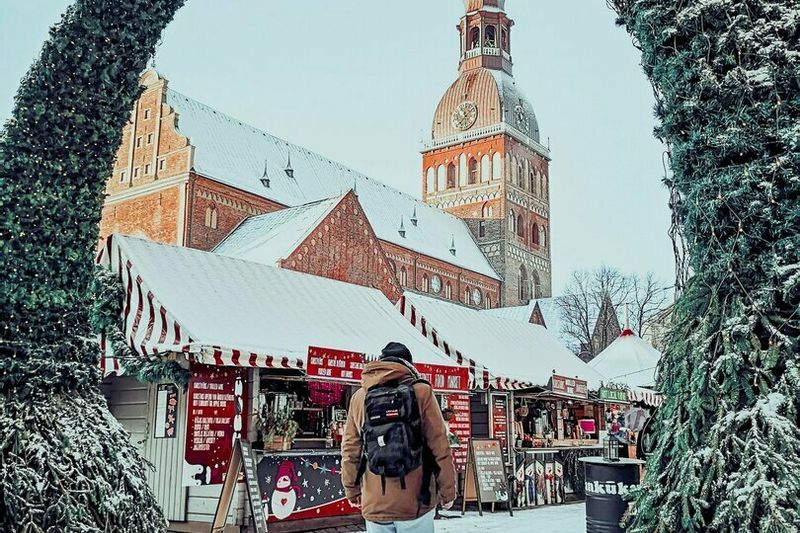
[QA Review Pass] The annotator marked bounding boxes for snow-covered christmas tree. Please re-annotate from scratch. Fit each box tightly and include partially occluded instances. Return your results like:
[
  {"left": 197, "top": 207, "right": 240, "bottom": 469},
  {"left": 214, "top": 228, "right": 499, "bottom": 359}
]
[
  {"left": 0, "top": 0, "right": 185, "bottom": 530},
  {"left": 608, "top": 1, "right": 800, "bottom": 531}
]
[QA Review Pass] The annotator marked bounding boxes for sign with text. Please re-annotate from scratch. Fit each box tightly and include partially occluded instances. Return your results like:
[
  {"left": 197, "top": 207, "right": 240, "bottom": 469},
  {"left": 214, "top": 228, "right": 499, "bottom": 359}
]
[
  {"left": 415, "top": 363, "right": 469, "bottom": 393},
  {"left": 154, "top": 383, "right": 178, "bottom": 439},
  {"left": 490, "top": 393, "right": 510, "bottom": 464},
  {"left": 211, "top": 439, "right": 268, "bottom": 533},
  {"left": 444, "top": 393, "right": 472, "bottom": 471},
  {"left": 306, "top": 347, "right": 365, "bottom": 382},
  {"left": 182, "top": 365, "right": 246, "bottom": 486},
  {"left": 306, "top": 347, "right": 469, "bottom": 392},
  {"left": 549, "top": 374, "right": 589, "bottom": 399},
  {"left": 462, "top": 439, "right": 513, "bottom": 517},
  {"left": 599, "top": 387, "right": 629, "bottom": 403}
]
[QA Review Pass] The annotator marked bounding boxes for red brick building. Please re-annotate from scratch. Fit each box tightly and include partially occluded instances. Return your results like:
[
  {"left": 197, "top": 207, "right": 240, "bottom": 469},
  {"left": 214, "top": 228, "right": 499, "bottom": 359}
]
[
  {"left": 100, "top": 70, "right": 502, "bottom": 308},
  {"left": 422, "top": 0, "right": 553, "bottom": 305}
]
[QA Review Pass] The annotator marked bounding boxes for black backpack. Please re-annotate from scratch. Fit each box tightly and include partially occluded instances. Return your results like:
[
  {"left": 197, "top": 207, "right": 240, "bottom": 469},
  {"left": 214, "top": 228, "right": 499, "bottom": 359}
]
[{"left": 356, "top": 362, "right": 439, "bottom": 505}]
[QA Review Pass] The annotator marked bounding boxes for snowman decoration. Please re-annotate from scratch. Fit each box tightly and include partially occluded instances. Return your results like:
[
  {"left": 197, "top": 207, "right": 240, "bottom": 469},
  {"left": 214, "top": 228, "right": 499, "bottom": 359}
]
[{"left": 270, "top": 461, "right": 302, "bottom": 520}]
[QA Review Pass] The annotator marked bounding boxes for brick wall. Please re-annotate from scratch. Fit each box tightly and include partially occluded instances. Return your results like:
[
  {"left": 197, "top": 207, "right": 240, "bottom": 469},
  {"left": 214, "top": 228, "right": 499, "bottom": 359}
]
[
  {"left": 280, "top": 192, "right": 403, "bottom": 302},
  {"left": 99, "top": 185, "right": 183, "bottom": 245},
  {"left": 186, "top": 175, "right": 284, "bottom": 251}
]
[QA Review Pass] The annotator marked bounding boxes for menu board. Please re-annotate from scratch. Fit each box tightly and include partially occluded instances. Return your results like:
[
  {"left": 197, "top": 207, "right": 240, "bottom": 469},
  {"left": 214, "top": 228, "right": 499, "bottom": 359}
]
[
  {"left": 306, "top": 346, "right": 365, "bottom": 382},
  {"left": 416, "top": 364, "right": 469, "bottom": 393},
  {"left": 490, "top": 394, "right": 510, "bottom": 464},
  {"left": 183, "top": 365, "right": 246, "bottom": 486},
  {"left": 445, "top": 394, "right": 471, "bottom": 471},
  {"left": 466, "top": 439, "right": 510, "bottom": 504}
]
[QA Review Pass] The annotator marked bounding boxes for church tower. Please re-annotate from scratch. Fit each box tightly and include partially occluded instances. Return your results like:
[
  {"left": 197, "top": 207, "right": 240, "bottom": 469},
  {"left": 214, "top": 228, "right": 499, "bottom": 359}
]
[{"left": 421, "top": 0, "right": 552, "bottom": 305}]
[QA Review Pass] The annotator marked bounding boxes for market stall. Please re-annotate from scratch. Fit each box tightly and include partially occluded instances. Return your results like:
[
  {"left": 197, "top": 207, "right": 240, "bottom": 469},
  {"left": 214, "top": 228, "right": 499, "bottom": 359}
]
[
  {"left": 398, "top": 292, "right": 611, "bottom": 506},
  {"left": 97, "top": 234, "right": 470, "bottom": 532}
]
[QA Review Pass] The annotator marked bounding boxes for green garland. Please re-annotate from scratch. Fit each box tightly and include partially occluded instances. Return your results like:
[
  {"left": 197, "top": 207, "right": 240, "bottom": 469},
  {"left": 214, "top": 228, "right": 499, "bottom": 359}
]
[
  {"left": 608, "top": 1, "right": 800, "bottom": 531},
  {"left": 0, "top": 0, "right": 185, "bottom": 530}
]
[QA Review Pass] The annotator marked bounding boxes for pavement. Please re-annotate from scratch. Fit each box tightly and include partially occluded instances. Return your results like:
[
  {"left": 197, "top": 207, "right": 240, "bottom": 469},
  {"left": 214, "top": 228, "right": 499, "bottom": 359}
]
[{"left": 435, "top": 503, "right": 585, "bottom": 533}]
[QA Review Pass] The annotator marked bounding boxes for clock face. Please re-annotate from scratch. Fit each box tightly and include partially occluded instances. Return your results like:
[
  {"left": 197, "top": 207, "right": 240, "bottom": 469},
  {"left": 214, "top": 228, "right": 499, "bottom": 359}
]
[
  {"left": 514, "top": 105, "right": 529, "bottom": 133},
  {"left": 430, "top": 275, "right": 442, "bottom": 294},
  {"left": 471, "top": 288, "right": 482, "bottom": 306},
  {"left": 452, "top": 101, "right": 479, "bottom": 131}
]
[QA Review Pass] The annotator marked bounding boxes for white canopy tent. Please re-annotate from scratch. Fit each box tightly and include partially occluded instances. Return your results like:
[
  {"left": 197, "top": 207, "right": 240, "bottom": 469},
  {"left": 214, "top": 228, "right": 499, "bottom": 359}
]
[
  {"left": 589, "top": 329, "right": 661, "bottom": 388},
  {"left": 97, "top": 234, "right": 457, "bottom": 375}
]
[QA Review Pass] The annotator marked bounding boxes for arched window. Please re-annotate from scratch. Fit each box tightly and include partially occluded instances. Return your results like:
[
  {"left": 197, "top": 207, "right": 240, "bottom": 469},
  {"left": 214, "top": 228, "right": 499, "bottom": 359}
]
[
  {"left": 517, "top": 214, "right": 525, "bottom": 238},
  {"left": 481, "top": 202, "right": 492, "bottom": 218},
  {"left": 447, "top": 163, "right": 457, "bottom": 189},
  {"left": 468, "top": 159, "right": 479, "bottom": 184},
  {"left": 470, "top": 27, "right": 480, "bottom": 49},
  {"left": 508, "top": 210, "right": 516, "bottom": 232},
  {"left": 459, "top": 154, "right": 468, "bottom": 186},
  {"left": 511, "top": 157, "right": 518, "bottom": 185},
  {"left": 532, "top": 223, "right": 540, "bottom": 245},
  {"left": 518, "top": 265, "right": 529, "bottom": 302},
  {"left": 445, "top": 282, "right": 453, "bottom": 300},
  {"left": 518, "top": 163, "right": 525, "bottom": 189},
  {"left": 541, "top": 226, "right": 548, "bottom": 248},
  {"left": 437, "top": 165, "right": 447, "bottom": 191},
  {"left": 388, "top": 260, "right": 396, "bottom": 273},
  {"left": 501, "top": 28, "right": 509, "bottom": 51},
  {"left": 506, "top": 154, "right": 513, "bottom": 182},
  {"left": 530, "top": 171, "right": 536, "bottom": 195},
  {"left": 485, "top": 26, "right": 497, "bottom": 47},
  {"left": 422, "top": 274, "right": 430, "bottom": 292},
  {"left": 463, "top": 286, "right": 471, "bottom": 304},
  {"left": 480, "top": 155, "right": 491, "bottom": 182},
  {"left": 542, "top": 174, "right": 548, "bottom": 198},
  {"left": 426, "top": 167, "right": 435, "bottom": 194},
  {"left": 204, "top": 205, "right": 218, "bottom": 229},
  {"left": 485, "top": 294, "right": 492, "bottom": 309},
  {"left": 399, "top": 267, "right": 408, "bottom": 286},
  {"left": 492, "top": 152, "right": 502, "bottom": 180}
]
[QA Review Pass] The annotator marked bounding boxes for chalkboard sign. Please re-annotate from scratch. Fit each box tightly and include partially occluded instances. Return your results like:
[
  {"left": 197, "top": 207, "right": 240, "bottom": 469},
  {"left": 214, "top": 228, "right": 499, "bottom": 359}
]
[
  {"left": 211, "top": 439, "right": 268, "bottom": 533},
  {"left": 462, "top": 439, "right": 512, "bottom": 516}
]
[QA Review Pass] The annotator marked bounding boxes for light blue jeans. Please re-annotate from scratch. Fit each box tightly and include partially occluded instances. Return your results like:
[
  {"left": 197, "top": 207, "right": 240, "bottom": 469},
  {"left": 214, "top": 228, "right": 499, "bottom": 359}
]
[{"left": 365, "top": 510, "right": 435, "bottom": 533}]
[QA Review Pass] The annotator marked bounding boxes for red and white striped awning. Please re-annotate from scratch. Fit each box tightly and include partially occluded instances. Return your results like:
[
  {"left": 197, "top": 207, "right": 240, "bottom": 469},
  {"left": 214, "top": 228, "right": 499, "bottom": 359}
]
[
  {"left": 398, "top": 295, "right": 533, "bottom": 391},
  {"left": 627, "top": 386, "right": 663, "bottom": 408}
]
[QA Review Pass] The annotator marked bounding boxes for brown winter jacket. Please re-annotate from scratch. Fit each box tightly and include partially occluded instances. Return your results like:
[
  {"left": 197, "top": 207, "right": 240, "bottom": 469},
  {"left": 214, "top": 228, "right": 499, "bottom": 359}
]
[{"left": 341, "top": 360, "right": 456, "bottom": 522}]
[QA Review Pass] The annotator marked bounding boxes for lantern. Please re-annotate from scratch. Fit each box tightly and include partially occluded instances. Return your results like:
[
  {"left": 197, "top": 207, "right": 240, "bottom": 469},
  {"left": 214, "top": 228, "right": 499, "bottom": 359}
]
[{"left": 603, "top": 435, "right": 620, "bottom": 462}]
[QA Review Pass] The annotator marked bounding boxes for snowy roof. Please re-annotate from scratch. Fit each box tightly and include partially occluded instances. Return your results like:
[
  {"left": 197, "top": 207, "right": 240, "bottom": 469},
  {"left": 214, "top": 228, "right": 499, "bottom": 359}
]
[
  {"left": 489, "top": 70, "right": 541, "bottom": 143},
  {"left": 480, "top": 300, "right": 536, "bottom": 322},
  {"left": 403, "top": 292, "right": 608, "bottom": 389},
  {"left": 103, "top": 234, "right": 456, "bottom": 368},
  {"left": 164, "top": 88, "right": 500, "bottom": 280},
  {"left": 589, "top": 330, "right": 661, "bottom": 388},
  {"left": 213, "top": 196, "right": 342, "bottom": 265}
]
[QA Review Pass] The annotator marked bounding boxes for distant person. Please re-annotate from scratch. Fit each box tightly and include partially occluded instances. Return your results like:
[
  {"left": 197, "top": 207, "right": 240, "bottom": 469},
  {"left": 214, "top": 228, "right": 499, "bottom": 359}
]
[{"left": 341, "top": 342, "right": 456, "bottom": 533}]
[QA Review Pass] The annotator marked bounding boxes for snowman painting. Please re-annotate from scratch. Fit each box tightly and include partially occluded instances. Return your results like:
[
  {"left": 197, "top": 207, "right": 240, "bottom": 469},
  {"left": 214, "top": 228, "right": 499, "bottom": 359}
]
[{"left": 270, "top": 461, "right": 302, "bottom": 520}]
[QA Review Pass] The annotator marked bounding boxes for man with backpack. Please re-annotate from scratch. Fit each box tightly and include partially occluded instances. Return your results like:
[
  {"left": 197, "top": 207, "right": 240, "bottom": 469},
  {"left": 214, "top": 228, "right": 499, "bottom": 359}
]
[{"left": 341, "top": 342, "right": 456, "bottom": 532}]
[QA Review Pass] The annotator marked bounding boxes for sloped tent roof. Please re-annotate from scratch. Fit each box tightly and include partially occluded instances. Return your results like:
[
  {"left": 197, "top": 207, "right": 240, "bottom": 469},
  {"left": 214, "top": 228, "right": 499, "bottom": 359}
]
[
  {"left": 214, "top": 195, "right": 342, "bottom": 265},
  {"left": 163, "top": 86, "right": 499, "bottom": 281},
  {"left": 589, "top": 329, "right": 662, "bottom": 388},
  {"left": 480, "top": 300, "right": 537, "bottom": 323},
  {"left": 481, "top": 297, "right": 572, "bottom": 349},
  {"left": 97, "top": 234, "right": 458, "bottom": 375},
  {"left": 399, "top": 292, "right": 608, "bottom": 391}
]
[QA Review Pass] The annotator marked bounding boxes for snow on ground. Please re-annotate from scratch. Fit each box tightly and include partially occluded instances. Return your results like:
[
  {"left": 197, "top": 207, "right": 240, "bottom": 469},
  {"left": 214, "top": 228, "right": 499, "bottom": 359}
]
[{"left": 436, "top": 503, "right": 586, "bottom": 533}]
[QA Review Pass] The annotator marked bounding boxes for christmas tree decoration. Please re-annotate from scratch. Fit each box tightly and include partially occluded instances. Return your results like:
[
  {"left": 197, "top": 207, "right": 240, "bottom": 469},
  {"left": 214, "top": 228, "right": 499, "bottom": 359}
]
[
  {"left": 0, "top": 0, "right": 184, "bottom": 530},
  {"left": 607, "top": 1, "right": 800, "bottom": 531}
]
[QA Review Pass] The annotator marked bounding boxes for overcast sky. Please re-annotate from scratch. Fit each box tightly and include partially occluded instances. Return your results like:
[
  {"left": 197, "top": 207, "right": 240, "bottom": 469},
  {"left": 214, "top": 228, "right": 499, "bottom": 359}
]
[{"left": 0, "top": 0, "right": 674, "bottom": 296}]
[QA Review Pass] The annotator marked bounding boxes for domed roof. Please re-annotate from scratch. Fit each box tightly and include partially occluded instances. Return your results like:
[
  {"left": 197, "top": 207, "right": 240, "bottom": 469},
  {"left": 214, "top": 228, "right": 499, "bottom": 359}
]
[
  {"left": 464, "top": 0, "right": 506, "bottom": 12},
  {"left": 431, "top": 68, "right": 540, "bottom": 142}
]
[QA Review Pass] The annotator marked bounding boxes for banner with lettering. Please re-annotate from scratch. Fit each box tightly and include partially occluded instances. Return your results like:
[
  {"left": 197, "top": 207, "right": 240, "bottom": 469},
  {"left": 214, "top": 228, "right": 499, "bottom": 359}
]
[{"left": 182, "top": 364, "right": 247, "bottom": 486}]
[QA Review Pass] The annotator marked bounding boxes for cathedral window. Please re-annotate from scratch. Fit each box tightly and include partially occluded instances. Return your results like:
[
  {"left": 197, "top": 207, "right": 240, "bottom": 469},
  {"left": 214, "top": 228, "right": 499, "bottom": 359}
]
[
  {"left": 437, "top": 165, "right": 447, "bottom": 191},
  {"left": 532, "top": 223, "right": 540, "bottom": 246},
  {"left": 463, "top": 286, "right": 471, "bottom": 304},
  {"left": 468, "top": 159, "right": 479, "bottom": 184},
  {"left": 485, "top": 294, "right": 492, "bottom": 309},
  {"left": 485, "top": 26, "right": 497, "bottom": 48},
  {"left": 501, "top": 28, "right": 509, "bottom": 51},
  {"left": 445, "top": 282, "right": 453, "bottom": 300},
  {"left": 480, "top": 155, "right": 491, "bottom": 182},
  {"left": 399, "top": 267, "right": 408, "bottom": 286},
  {"left": 481, "top": 202, "right": 492, "bottom": 218},
  {"left": 541, "top": 226, "right": 548, "bottom": 248},
  {"left": 508, "top": 210, "right": 516, "bottom": 233},
  {"left": 422, "top": 274, "right": 430, "bottom": 293},
  {"left": 426, "top": 167, "right": 435, "bottom": 194},
  {"left": 479, "top": 220, "right": 486, "bottom": 237},
  {"left": 459, "top": 154, "right": 468, "bottom": 186},
  {"left": 517, "top": 214, "right": 525, "bottom": 238},
  {"left": 492, "top": 152, "right": 502, "bottom": 180},
  {"left": 447, "top": 164, "right": 457, "bottom": 189},
  {"left": 518, "top": 265, "right": 529, "bottom": 302},
  {"left": 470, "top": 27, "right": 480, "bottom": 49},
  {"left": 204, "top": 205, "right": 218, "bottom": 229}
]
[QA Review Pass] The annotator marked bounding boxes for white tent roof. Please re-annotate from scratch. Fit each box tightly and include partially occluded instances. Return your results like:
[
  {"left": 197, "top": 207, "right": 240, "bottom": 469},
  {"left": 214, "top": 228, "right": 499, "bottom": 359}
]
[
  {"left": 401, "top": 292, "right": 608, "bottom": 390},
  {"left": 589, "top": 330, "right": 661, "bottom": 388},
  {"left": 99, "top": 235, "right": 456, "bottom": 370},
  {"left": 214, "top": 196, "right": 341, "bottom": 265},
  {"left": 164, "top": 87, "right": 499, "bottom": 280}
]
